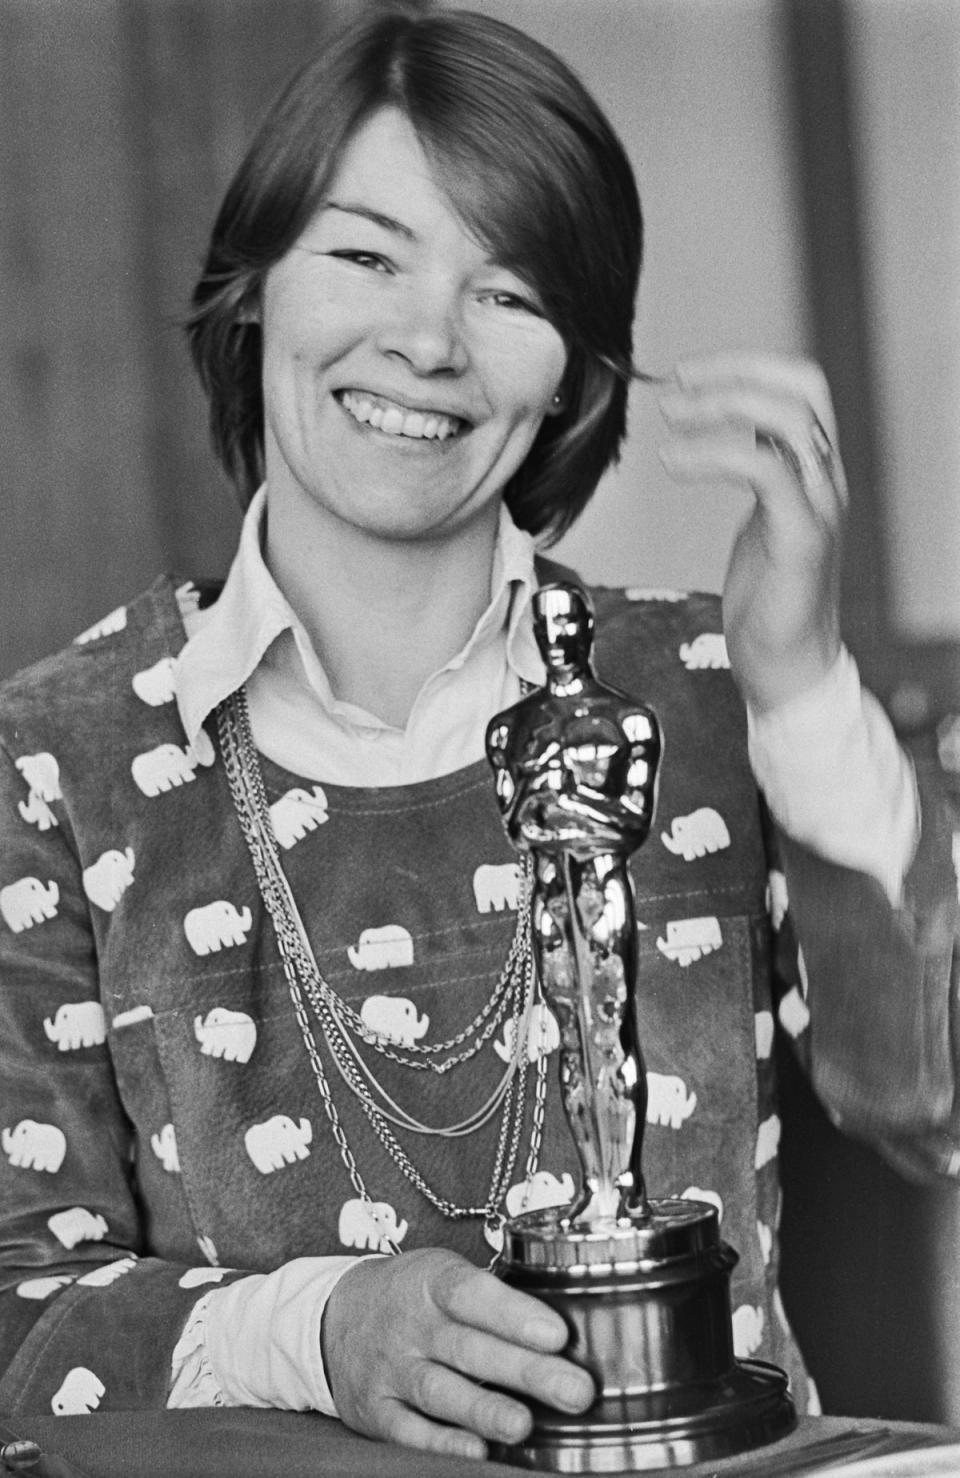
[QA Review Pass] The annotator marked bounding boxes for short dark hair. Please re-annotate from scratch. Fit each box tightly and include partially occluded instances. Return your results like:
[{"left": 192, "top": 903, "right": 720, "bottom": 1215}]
[{"left": 186, "top": 3, "right": 642, "bottom": 544}]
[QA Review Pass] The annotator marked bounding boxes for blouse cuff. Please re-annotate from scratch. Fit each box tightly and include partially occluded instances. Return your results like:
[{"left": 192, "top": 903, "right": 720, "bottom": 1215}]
[
  {"left": 196, "top": 1257, "right": 368, "bottom": 1416},
  {"left": 168, "top": 1290, "right": 225, "bottom": 1409},
  {"left": 747, "top": 645, "right": 919, "bottom": 907}
]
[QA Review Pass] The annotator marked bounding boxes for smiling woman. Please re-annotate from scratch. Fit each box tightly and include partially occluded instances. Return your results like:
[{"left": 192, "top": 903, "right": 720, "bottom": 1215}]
[
  {"left": 258, "top": 109, "right": 567, "bottom": 571},
  {"left": 186, "top": 7, "right": 640, "bottom": 544},
  {"left": 0, "top": 0, "right": 958, "bottom": 1465}
]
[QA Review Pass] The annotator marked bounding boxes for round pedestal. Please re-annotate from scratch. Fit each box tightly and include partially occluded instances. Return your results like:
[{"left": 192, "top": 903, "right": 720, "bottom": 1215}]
[{"left": 492, "top": 1198, "right": 795, "bottom": 1472}]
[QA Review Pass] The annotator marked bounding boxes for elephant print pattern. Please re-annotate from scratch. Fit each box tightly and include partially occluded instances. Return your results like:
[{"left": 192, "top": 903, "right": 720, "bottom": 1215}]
[
  {"left": 244, "top": 1116, "right": 313, "bottom": 1173},
  {"left": 2, "top": 1120, "right": 67, "bottom": 1173},
  {"left": 184, "top": 901, "right": 253, "bottom": 955},
  {"left": 338, "top": 1198, "right": 408, "bottom": 1253},
  {"left": 0, "top": 578, "right": 850, "bottom": 1417},
  {"left": 0, "top": 876, "right": 60, "bottom": 933},
  {"left": 131, "top": 731, "right": 215, "bottom": 797}
]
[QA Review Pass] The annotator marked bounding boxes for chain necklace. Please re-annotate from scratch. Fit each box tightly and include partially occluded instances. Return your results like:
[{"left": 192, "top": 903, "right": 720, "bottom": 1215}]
[{"left": 216, "top": 689, "right": 548, "bottom": 1252}]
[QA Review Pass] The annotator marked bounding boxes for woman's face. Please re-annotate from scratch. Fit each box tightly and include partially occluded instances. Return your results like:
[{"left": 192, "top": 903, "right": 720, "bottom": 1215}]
[{"left": 259, "top": 107, "right": 567, "bottom": 550}]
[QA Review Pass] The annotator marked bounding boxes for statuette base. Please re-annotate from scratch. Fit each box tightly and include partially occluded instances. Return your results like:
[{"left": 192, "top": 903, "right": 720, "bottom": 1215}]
[{"left": 493, "top": 1199, "right": 795, "bottom": 1472}]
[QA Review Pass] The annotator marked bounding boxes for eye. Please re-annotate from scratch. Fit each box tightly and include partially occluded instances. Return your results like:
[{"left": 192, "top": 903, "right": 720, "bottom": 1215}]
[
  {"left": 328, "top": 249, "right": 393, "bottom": 273},
  {"left": 479, "top": 288, "right": 542, "bottom": 315}
]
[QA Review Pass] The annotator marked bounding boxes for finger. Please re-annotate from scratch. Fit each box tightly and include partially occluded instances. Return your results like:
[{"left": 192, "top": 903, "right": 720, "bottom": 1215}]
[
  {"left": 672, "top": 352, "right": 836, "bottom": 433},
  {"left": 660, "top": 382, "right": 828, "bottom": 451},
  {"left": 659, "top": 398, "right": 846, "bottom": 522},
  {"left": 437, "top": 1264, "right": 569, "bottom": 1352},
  {"left": 406, "top": 1358, "right": 535, "bottom": 1446},
  {"left": 376, "top": 1395, "right": 490, "bottom": 1460},
  {"left": 433, "top": 1321, "right": 595, "bottom": 1414},
  {"left": 658, "top": 437, "right": 842, "bottom": 532}
]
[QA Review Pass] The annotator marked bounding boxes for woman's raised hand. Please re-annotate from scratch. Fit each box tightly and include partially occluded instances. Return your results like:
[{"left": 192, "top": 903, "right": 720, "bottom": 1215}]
[
  {"left": 658, "top": 352, "right": 849, "bottom": 713},
  {"left": 321, "top": 1247, "right": 594, "bottom": 1458}
]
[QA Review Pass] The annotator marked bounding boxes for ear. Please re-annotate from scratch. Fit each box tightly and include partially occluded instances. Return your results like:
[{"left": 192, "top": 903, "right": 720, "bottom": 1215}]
[{"left": 546, "top": 387, "right": 566, "bottom": 417}]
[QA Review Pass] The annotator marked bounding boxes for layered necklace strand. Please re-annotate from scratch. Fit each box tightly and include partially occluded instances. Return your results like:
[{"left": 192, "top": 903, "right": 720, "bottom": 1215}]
[{"left": 216, "top": 689, "right": 548, "bottom": 1250}]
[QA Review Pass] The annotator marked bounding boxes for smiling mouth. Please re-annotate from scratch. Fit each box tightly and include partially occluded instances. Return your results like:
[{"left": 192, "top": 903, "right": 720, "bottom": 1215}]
[{"left": 338, "top": 390, "right": 465, "bottom": 442}]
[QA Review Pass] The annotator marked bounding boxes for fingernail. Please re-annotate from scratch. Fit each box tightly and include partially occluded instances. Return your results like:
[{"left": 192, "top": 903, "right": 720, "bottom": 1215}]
[
  {"left": 556, "top": 1372, "right": 593, "bottom": 1411},
  {"left": 497, "top": 1409, "right": 531, "bottom": 1444}
]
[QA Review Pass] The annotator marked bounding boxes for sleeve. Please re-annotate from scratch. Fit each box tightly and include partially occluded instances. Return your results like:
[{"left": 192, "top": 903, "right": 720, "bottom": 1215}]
[
  {"left": 761, "top": 719, "right": 960, "bottom": 1182},
  {"left": 0, "top": 736, "right": 252, "bottom": 1416},
  {"left": 168, "top": 1257, "right": 366, "bottom": 1416},
  {"left": 747, "top": 645, "right": 918, "bottom": 907}
]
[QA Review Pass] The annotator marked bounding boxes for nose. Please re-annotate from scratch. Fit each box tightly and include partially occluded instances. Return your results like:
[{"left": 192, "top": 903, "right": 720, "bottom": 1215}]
[{"left": 376, "top": 278, "right": 469, "bottom": 377}]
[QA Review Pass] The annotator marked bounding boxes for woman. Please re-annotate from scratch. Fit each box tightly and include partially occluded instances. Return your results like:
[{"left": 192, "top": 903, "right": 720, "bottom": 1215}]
[{"left": 1, "top": 4, "right": 957, "bottom": 1460}]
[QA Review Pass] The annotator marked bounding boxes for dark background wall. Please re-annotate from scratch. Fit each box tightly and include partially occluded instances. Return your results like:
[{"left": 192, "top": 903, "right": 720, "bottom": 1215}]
[{"left": 2, "top": 0, "right": 959, "bottom": 1424}]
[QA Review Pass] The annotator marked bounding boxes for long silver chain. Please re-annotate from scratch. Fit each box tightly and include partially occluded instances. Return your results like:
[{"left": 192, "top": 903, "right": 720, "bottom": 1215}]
[{"left": 216, "top": 690, "right": 548, "bottom": 1249}]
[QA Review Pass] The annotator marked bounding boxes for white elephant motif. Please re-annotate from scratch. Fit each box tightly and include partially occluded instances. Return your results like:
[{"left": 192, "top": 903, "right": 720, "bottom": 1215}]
[
  {"left": 505, "top": 1170, "right": 576, "bottom": 1220},
  {"left": 15, "top": 751, "right": 61, "bottom": 802},
  {"left": 76, "top": 1256, "right": 137, "bottom": 1287},
  {"left": 2, "top": 1119, "right": 67, "bottom": 1172},
  {"left": 75, "top": 604, "right": 127, "bottom": 644},
  {"left": 754, "top": 1010, "right": 775, "bottom": 1061},
  {"left": 679, "top": 633, "right": 730, "bottom": 670},
  {"left": 646, "top": 1072, "right": 697, "bottom": 1129},
  {"left": 183, "top": 900, "right": 253, "bottom": 955},
  {"left": 483, "top": 1169, "right": 576, "bottom": 1252},
  {"left": 1, "top": 876, "right": 60, "bottom": 933},
  {"left": 197, "top": 1234, "right": 219, "bottom": 1266},
  {"left": 179, "top": 1267, "right": 227, "bottom": 1289},
  {"left": 244, "top": 1114, "right": 312, "bottom": 1173},
  {"left": 661, "top": 807, "right": 730, "bottom": 861},
  {"left": 359, "top": 994, "right": 429, "bottom": 1048},
  {"left": 270, "top": 786, "right": 329, "bottom": 848},
  {"left": 151, "top": 1122, "right": 180, "bottom": 1173},
  {"left": 131, "top": 655, "right": 177, "bottom": 706},
  {"left": 937, "top": 714, "right": 960, "bottom": 772},
  {"left": 43, "top": 1001, "right": 107, "bottom": 1052},
  {"left": 48, "top": 1207, "right": 109, "bottom": 1249},
  {"left": 131, "top": 731, "right": 215, "bottom": 796},
  {"left": 347, "top": 924, "right": 414, "bottom": 971},
  {"left": 680, "top": 1186, "right": 723, "bottom": 1221},
  {"left": 194, "top": 1007, "right": 257, "bottom": 1063},
  {"left": 757, "top": 1219, "right": 773, "bottom": 1266},
  {"left": 175, "top": 580, "right": 202, "bottom": 616},
  {"left": 82, "top": 848, "right": 135, "bottom": 911},
  {"left": 15, "top": 1274, "right": 75, "bottom": 1300},
  {"left": 656, "top": 916, "right": 722, "bottom": 967},
  {"left": 778, "top": 986, "right": 810, "bottom": 1039},
  {"left": 51, "top": 1366, "right": 106, "bottom": 1415},
  {"left": 766, "top": 869, "right": 789, "bottom": 930},
  {"left": 111, "top": 1004, "right": 154, "bottom": 1029},
  {"left": 493, "top": 1003, "right": 560, "bottom": 1064},
  {"left": 338, "top": 1197, "right": 408, "bottom": 1252},
  {"left": 472, "top": 862, "right": 522, "bottom": 913},
  {"left": 732, "top": 1304, "right": 765, "bottom": 1358},
  {"left": 18, "top": 789, "right": 58, "bottom": 831},
  {"left": 755, "top": 1114, "right": 781, "bottom": 1170}
]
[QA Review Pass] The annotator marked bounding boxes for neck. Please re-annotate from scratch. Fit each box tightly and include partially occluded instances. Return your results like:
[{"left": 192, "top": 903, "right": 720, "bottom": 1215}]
[
  {"left": 265, "top": 502, "right": 501, "bottom": 728},
  {"left": 546, "top": 665, "right": 585, "bottom": 697}
]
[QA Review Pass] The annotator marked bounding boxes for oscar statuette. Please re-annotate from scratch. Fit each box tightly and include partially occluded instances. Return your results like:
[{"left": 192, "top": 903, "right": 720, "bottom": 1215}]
[{"left": 485, "top": 584, "right": 794, "bottom": 1472}]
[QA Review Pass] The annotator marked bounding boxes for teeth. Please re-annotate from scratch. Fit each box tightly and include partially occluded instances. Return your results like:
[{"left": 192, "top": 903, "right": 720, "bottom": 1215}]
[{"left": 341, "top": 391, "right": 460, "bottom": 441}]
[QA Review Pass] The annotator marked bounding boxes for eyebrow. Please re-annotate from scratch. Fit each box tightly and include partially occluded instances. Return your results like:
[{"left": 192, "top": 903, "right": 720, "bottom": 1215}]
[{"left": 319, "top": 200, "right": 416, "bottom": 240}]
